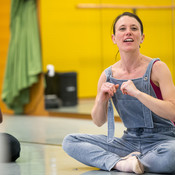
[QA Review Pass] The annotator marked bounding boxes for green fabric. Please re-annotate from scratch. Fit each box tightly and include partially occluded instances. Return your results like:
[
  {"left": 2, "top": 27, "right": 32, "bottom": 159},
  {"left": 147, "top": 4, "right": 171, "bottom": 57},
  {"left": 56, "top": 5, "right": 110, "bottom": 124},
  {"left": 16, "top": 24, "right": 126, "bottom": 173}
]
[{"left": 2, "top": 0, "right": 42, "bottom": 114}]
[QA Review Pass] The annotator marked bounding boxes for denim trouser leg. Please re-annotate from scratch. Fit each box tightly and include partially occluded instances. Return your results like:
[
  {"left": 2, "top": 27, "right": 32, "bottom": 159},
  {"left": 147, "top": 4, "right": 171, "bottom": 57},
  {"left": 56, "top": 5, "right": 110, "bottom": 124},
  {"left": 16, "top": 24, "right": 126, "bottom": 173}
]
[
  {"left": 62, "top": 133, "right": 139, "bottom": 171},
  {"left": 123, "top": 130, "right": 175, "bottom": 174},
  {"left": 62, "top": 131, "right": 175, "bottom": 173},
  {"left": 139, "top": 140, "right": 175, "bottom": 173}
]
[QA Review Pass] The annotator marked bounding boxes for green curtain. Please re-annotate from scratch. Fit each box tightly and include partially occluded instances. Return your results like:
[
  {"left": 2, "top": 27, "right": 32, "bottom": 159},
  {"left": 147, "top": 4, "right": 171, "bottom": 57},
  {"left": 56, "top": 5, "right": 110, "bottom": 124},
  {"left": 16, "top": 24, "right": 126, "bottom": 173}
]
[{"left": 2, "top": 0, "right": 42, "bottom": 114}]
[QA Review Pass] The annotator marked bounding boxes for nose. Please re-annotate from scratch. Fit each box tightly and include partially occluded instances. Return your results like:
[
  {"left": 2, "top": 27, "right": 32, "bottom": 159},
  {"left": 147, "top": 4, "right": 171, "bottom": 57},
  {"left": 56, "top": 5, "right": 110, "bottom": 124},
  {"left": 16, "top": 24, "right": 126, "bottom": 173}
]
[{"left": 125, "top": 28, "right": 132, "bottom": 36}]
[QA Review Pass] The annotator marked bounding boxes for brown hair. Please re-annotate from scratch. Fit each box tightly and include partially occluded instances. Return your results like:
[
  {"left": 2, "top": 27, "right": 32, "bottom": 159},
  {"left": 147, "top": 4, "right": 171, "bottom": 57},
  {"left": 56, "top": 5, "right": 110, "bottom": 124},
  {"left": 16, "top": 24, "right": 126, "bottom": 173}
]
[{"left": 112, "top": 12, "right": 144, "bottom": 35}]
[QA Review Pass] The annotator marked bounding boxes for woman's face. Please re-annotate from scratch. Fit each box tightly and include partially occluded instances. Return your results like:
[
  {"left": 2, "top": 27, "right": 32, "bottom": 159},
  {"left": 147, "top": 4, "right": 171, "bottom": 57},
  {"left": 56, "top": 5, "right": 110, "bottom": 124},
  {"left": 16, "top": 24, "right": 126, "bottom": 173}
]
[{"left": 112, "top": 16, "right": 144, "bottom": 52}]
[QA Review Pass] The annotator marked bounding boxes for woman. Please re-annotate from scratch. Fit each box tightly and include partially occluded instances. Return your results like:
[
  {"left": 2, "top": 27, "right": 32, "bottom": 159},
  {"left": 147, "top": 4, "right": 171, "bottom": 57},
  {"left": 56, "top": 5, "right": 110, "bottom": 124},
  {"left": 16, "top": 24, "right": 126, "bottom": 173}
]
[{"left": 62, "top": 12, "right": 175, "bottom": 174}]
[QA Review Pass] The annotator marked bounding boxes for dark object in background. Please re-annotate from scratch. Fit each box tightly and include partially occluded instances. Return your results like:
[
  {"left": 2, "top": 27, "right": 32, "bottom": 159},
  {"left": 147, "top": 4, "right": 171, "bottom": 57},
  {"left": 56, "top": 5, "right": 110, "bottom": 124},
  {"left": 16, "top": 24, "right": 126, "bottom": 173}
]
[
  {"left": 44, "top": 74, "right": 58, "bottom": 95},
  {"left": 44, "top": 72, "right": 77, "bottom": 108},
  {"left": 44, "top": 94, "right": 62, "bottom": 109},
  {"left": 0, "top": 109, "right": 20, "bottom": 162},
  {"left": 0, "top": 109, "right": 2, "bottom": 123},
  {"left": 0, "top": 133, "right": 21, "bottom": 162},
  {"left": 57, "top": 72, "right": 77, "bottom": 106},
  {"left": 44, "top": 74, "right": 62, "bottom": 109}
]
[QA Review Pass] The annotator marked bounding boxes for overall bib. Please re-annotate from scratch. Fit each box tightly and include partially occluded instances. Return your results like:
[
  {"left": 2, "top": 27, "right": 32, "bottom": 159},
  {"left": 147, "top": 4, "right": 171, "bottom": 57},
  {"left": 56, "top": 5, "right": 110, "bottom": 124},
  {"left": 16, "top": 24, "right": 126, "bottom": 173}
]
[{"left": 62, "top": 58, "right": 175, "bottom": 173}]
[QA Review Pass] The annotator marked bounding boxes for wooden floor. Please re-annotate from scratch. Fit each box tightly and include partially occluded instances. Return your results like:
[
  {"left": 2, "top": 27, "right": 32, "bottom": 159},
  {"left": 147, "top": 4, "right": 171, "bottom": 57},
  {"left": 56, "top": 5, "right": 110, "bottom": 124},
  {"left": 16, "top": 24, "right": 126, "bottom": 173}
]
[
  {"left": 47, "top": 98, "right": 122, "bottom": 122},
  {"left": 0, "top": 114, "right": 170, "bottom": 175}
]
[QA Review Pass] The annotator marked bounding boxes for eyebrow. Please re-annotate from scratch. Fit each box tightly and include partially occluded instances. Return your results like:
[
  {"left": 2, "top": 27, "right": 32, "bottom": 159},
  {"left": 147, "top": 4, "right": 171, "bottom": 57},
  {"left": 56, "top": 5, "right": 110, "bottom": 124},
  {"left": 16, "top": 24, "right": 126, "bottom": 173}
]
[
  {"left": 118, "top": 24, "right": 139, "bottom": 29},
  {"left": 119, "top": 24, "right": 138, "bottom": 27}
]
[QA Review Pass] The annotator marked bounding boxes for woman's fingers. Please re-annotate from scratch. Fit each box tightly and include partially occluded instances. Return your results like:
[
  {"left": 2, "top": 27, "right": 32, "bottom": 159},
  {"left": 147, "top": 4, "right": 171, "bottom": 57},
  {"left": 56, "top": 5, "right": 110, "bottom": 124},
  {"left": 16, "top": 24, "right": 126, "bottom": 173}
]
[
  {"left": 115, "top": 84, "right": 119, "bottom": 89},
  {"left": 120, "top": 82, "right": 127, "bottom": 94},
  {"left": 120, "top": 80, "right": 138, "bottom": 96},
  {"left": 102, "top": 83, "right": 119, "bottom": 98}
]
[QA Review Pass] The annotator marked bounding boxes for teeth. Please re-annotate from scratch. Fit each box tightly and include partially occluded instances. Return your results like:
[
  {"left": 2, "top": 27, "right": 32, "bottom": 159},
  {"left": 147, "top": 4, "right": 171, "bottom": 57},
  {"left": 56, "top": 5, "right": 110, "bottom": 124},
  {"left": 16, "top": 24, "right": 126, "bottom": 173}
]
[{"left": 124, "top": 39, "right": 133, "bottom": 42}]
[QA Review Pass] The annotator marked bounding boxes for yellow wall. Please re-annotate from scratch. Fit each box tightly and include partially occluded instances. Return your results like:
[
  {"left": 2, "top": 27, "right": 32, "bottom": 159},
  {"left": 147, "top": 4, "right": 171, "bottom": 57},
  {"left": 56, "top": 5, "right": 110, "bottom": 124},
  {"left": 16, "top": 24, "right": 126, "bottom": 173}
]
[
  {"left": 0, "top": 0, "right": 14, "bottom": 114},
  {"left": 41, "top": 0, "right": 175, "bottom": 98}
]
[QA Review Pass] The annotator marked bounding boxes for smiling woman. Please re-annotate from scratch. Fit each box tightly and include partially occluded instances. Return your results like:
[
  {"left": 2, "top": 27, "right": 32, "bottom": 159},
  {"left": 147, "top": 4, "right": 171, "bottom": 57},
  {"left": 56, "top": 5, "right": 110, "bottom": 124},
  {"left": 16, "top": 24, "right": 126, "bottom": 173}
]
[
  {"left": 112, "top": 12, "right": 144, "bottom": 53},
  {"left": 62, "top": 12, "right": 175, "bottom": 174}
]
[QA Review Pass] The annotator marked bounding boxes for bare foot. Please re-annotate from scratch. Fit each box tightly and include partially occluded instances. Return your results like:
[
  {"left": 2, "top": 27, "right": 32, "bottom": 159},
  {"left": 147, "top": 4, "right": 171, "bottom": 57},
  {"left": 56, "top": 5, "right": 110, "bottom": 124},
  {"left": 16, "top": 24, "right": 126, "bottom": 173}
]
[{"left": 114, "top": 156, "right": 144, "bottom": 174}]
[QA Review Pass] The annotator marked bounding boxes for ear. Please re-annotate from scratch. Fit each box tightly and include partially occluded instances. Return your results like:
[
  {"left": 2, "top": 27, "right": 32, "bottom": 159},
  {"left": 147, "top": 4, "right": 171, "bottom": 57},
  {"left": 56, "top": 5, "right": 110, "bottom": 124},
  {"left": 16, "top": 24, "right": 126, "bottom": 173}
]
[
  {"left": 140, "top": 34, "right": 145, "bottom": 44},
  {"left": 112, "top": 34, "right": 117, "bottom": 44}
]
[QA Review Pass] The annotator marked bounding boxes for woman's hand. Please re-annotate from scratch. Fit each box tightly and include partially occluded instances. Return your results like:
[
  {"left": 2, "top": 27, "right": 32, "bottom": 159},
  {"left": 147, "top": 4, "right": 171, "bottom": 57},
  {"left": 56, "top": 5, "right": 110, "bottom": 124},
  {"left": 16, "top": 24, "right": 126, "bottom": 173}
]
[
  {"left": 92, "top": 82, "right": 119, "bottom": 127},
  {"left": 120, "top": 80, "right": 140, "bottom": 97},
  {"left": 99, "top": 83, "right": 119, "bottom": 102}
]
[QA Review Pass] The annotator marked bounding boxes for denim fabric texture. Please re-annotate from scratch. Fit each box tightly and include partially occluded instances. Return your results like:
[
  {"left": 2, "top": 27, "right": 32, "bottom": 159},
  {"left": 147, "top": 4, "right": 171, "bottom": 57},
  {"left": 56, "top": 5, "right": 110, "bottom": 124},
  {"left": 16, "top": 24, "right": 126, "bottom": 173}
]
[{"left": 62, "top": 58, "right": 175, "bottom": 173}]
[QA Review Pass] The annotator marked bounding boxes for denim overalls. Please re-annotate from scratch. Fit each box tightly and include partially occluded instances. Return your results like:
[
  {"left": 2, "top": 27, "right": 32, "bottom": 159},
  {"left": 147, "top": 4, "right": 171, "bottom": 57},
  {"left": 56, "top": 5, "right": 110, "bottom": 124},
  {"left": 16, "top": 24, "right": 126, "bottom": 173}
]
[{"left": 62, "top": 58, "right": 175, "bottom": 173}]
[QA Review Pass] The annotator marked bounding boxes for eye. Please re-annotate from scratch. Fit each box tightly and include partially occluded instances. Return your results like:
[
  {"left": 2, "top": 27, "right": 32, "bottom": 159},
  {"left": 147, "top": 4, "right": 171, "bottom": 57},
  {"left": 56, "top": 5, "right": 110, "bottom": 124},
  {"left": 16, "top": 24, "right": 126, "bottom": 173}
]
[
  {"left": 119, "top": 27, "right": 126, "bottom": 31},
  {"left": 131, "top": 27, "right": 138, "bottom": 31}
]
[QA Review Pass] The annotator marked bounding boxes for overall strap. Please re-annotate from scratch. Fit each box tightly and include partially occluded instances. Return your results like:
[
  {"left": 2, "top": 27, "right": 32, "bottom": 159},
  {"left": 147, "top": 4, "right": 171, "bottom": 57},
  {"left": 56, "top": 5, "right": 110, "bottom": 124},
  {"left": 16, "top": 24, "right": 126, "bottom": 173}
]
[
  {"left": 107, "top": 99, "right": 115, "bottom": 143},
  {"left": 105, "top": 66, "right": 115, "bottom": 143},
  {"left": 105, "top": 66, "right": 112, "bottom": 82},
  {"left": 144, "top": 58, "right": 160, "bottom": 80},
  {"left": 142, "top": 58, "right": 160, "bottom": 128}
]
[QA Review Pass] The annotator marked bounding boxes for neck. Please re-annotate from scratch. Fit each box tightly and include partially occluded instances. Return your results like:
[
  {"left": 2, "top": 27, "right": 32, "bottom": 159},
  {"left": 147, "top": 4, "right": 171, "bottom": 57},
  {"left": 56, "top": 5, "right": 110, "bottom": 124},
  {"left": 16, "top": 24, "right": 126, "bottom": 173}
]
[{"left": 119, "top": 50, "right": 143, "bottom": 73}]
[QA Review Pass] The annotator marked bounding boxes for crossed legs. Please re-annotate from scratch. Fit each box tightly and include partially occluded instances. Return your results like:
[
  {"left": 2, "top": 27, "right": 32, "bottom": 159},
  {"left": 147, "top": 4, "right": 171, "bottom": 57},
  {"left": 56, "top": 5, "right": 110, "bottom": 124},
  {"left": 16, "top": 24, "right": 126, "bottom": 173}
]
[{"left": 62, "top": 133, "right": 175, "bottom": 174}]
